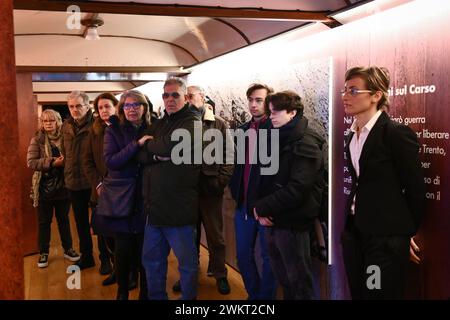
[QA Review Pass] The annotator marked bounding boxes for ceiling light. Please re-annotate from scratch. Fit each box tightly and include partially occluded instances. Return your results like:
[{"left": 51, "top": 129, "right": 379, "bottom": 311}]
[
  {"left": 85, "top": 27, "right": 100, "bottom": 40},
  {"left": 81, "top": 17, "right": 104, "bottom": 40}
]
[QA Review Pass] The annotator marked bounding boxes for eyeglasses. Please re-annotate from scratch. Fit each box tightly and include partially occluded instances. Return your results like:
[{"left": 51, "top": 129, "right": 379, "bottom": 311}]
[
  {"left": 340, "top": 88, "right": 373, "bottom": 97},
  {"left": 162, "top": 92, "right": 181, "bottom": 99},
  {"left": 123, "top": 102, "right": 142, "bottom": 110}
]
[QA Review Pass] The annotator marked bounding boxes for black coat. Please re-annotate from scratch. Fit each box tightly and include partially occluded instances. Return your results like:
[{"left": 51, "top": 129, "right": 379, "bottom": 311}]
[
  {"left": 137, "top": 104, "right": 202, "bottom": 227},
  {"left": 344, "top": 111, "right": 425, "bottom": 236},
  {"left": 228, "top": 117, "right": 272, "bottom": 216},
  {"left": 254, "top": 115, "right": 325, "bottom": 231}
]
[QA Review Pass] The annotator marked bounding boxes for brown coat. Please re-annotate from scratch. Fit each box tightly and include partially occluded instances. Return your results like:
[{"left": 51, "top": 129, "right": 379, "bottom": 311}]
[
  {"left": 82, "top": 117, "right": 108, "bottom": 203},
  {"left": 27, "top": 130, "right": 69, "bottom": 203},
  {"left": 61, "top": 111, "right": 94, "bottom": 191},
  {"left": 198, "top": 107, "right": 235, "bottom": 196},
  {"left": 27, "top": 131, "right": 53, "bottom": 172}
]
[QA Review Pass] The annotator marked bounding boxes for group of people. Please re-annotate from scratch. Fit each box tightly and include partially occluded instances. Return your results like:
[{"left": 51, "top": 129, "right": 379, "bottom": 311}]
[{"left": 26, "top": 65, "right": 425, "bottom": 300}]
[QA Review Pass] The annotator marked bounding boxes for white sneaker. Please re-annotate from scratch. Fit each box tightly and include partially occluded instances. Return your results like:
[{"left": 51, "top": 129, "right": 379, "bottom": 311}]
[{"left": 37, "top": 253, "right": 49, "bottom": 268}]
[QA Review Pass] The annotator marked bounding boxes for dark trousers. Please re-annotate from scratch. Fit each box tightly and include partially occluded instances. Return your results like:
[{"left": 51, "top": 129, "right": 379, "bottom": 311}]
[
  {"left": 114, "top": 232, "right": 147, "bottom": 297},
  {"left": 195, "top": 196, "right": 227, "bottom": 279},
  {"left": 98, "top": 235, "right": 114, "bottom": 263},
  {"left": 90, "top": 204, "right": 114, "bottom": 262},
  {"left": 69, "top": 189, "right": 93, "bottom": 256},
  {"left": 341, "top": 217, "right": 410, "bottom": 299},
  {"left": 38, "top": 198, "right": 72, "bottom": 253},
  {"left": 266, "top": 228, "right": 315, "bottom": 300}
]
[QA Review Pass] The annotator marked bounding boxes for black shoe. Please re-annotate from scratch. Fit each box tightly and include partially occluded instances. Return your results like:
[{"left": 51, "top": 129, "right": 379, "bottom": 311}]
[
  {"left": 116, "top": 291, "right": 128, "bottom": 300},
  {"left": 217, "top": 277, "right": 230, "bottom": 295},
  {"left": 206, "top": 265, "right": 214, "bottom": 277},
  {"left": 128, "top": 271, "right": 138, "bottom": 290},
  {"left": 139, "top": 291, "right": 149, "bottom": 300},
  {"left": 64, "top": 248, "right": 80, "bottom": 262},
  {"left": 172, "top": 279, "right": 181, "bottom": 292},
  {"left": 99, "top": 260, "right": 113, "bottom": 275},
  {"left": 75, "top": 254, "right": 95, "bottom": 270},
  {"left": 102, "top": 271, "right": 116, "bottom": 286},
  {"left": 37, "top": 253, "right": 49, "bottom": 268}
]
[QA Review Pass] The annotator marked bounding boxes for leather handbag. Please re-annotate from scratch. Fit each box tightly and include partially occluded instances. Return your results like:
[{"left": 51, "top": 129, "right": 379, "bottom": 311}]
[
  {"left": 97, "top": 176, "right": 136, "bottom": 219},
  {"left": 39, "top": 168, "right": 65, "bottom": 200}
]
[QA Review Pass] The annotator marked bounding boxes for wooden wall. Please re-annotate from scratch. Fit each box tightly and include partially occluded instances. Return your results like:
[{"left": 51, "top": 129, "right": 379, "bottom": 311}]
[
  {"left": 16, "top": 72, "right": 39, "bottom": 256},
  {"left": 0, "top": 0, "right": 24, "bottom": 299}
]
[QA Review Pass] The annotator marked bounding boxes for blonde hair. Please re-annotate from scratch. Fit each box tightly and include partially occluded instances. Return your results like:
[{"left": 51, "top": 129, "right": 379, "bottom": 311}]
[
  {"left": 40, "top": 109, "right": 63, "bottom": 132},
  {"left": 345, "top": 66, "right": 390, "bottom": 110}
]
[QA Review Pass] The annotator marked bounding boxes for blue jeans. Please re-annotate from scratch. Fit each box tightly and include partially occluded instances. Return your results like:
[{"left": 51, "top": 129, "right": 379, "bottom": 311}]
[
  {"left": 142, "top": 224, "right": 198, "bottom": 300},
  {"left": 234, "top": 206, "right": 277, "bottom": 300}
]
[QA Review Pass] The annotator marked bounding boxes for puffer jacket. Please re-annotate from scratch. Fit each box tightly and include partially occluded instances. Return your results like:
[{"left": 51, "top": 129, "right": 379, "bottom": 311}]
[
  {"left": 27, "top": 131, "right": 54, "bottom": 172},
  {"left": 27, "top": 131, "right": 69, "bottom": 201}
]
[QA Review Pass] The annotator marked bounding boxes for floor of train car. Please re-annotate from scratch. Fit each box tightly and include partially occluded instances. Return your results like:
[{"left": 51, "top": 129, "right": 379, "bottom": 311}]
[{"left": 23, "top": 212, "right": 247, "bottom": 300}]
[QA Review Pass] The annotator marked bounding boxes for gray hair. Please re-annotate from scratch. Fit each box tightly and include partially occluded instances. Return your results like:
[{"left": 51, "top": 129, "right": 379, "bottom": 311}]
[
  {"left": 164, "top": 77, "right": 187, "bottom": 94},
  {"left": 67, "top": 90, "right": 90, "bottom": 106},
  {"left": 187, "top": 85, "right": 205, "bottom": 97}
]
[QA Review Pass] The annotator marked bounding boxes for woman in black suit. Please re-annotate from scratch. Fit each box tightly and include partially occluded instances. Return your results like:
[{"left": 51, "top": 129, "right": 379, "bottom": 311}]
[{"left": 341, "top": 66, "right": 425, "bottom": 299}]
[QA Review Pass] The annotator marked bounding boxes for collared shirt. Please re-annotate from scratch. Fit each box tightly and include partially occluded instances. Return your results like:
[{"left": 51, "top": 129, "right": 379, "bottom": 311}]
[{"left": 349, "top": 110, "right": 382, "bottom": 214}]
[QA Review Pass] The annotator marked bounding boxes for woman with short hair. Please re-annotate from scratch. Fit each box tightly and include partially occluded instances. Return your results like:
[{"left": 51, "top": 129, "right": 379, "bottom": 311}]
[{"left": 27, "top": 109, "right": 80, "bottom": 268}]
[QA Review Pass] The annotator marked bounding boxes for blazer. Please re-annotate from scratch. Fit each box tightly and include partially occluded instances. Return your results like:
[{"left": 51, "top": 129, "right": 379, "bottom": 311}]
[{"left": 344, "top": 111, "right": 425, "bottom": 236}]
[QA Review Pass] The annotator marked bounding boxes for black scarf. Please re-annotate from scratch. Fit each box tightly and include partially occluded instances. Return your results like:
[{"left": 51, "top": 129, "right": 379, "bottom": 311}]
[{"left": 277, "top": 113, "right": 301, "bottom": 148}]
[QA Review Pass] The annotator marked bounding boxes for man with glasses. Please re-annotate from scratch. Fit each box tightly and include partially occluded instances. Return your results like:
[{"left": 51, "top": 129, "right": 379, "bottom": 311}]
[
  {"left": 61, "top": 90, "right": 95, "bottom": 269},
  {"left": 171, "top": 85, "right": 234, "bottom": 295},
  {"left": 229, "top": 83, "right": 277, "bottom": 300},
  {"left": 138, "top": 77, "right": 202, "bottom": 300}
]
